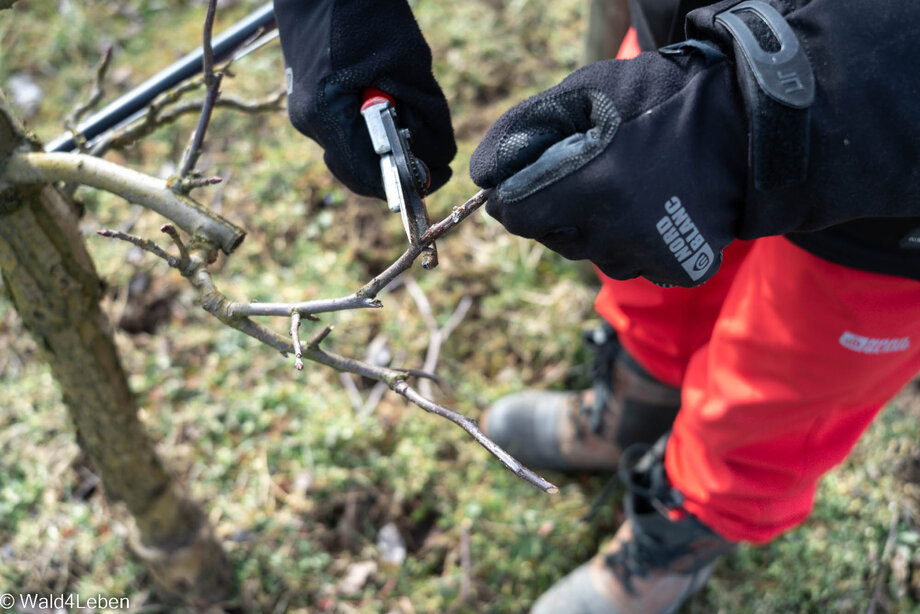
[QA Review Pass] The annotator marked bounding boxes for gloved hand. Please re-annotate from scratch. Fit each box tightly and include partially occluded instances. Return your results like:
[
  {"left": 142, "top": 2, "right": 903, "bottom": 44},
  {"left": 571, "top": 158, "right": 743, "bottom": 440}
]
[
  {"left": 275, "top": 0, "right": 456, "bottom": 199},
  {"left": 470, "top": 46, "right": 747, "bottom": 287}
]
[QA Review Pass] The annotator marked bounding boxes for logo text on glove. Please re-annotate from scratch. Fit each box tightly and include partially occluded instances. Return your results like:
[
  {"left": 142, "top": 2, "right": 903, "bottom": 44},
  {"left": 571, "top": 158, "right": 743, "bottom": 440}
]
[{"left": 656, "top": 196, "right": 715, "bottom": 282}]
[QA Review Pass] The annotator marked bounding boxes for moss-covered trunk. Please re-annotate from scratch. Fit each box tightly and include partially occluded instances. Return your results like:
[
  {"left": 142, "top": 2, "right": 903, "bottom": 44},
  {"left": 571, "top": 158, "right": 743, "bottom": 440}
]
[{"left": 0, "top": 95, "right": 230, "bottom": 601}]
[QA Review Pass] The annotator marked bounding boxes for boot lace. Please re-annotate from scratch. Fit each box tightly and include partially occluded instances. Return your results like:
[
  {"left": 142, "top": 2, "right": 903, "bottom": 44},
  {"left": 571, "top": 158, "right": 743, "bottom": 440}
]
[
  {"left": 571, "top": 323, "right": 621, "bottom": 440},
  {"left": 602, "top": 439, "right": 704, "bottom": 595}
]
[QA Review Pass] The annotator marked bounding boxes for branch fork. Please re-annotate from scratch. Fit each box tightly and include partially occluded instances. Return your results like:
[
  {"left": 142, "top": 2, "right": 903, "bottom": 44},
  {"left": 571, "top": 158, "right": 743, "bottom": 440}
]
[{"left": 95, "top": 187, "right": 555, "bottom": 493}]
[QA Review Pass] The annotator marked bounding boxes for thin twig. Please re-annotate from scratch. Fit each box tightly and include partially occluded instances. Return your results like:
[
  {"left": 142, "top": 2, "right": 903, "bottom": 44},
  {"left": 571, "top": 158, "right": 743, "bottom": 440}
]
[
  {"left": 176, "top": 0, "right": 222, "bottom": 182},
  {"left": 405, "top": 278, "right": 473, "bottom": 398},
  {"left": 97, "top": 229, "right": 177, "bottom": 267},
  {"left": 91, "top": 90, "right": 285, "bottom": 156},
  {"left": 68, "top": 44, "right": 114, "bottom": 128},
  {"left": 200, "top": 0, "right": 218, "bottom": 79},
  {"left": 393, "top": 381, "right": 558, "bottom": 493},
  {"left": 229, "top": 295, "right": 382, "bottom": 318},
  {"left": 290, "top": 312, "right": 304, "bottom": 371},
  {"left": 867, "top": 502, "right": 901, "bottom": 614},
  {"left": 228, "top": 189, "right": 491, "bottom": 319},
  {"left": 460, "top": 521, "right": 472, "bottom": 602},
  {"left": 175, "top": 76, "right": 222, "bottom": 184},
  {"left": 307, "top": 324, "right": 334, "bottom": 350},
  {"left": 160, "top": 224, "right": 191, "bottom": 268},
  {"left": 357, "top": 189, "right": 491, "bottom": 300},
  {"left": 211, "top": 91, "right": 285, "bottom": 113}
]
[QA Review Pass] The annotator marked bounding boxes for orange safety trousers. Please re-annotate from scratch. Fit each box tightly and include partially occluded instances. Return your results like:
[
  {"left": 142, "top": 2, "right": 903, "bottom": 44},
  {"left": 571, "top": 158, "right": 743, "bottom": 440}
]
[{"left": 598, "top": 30, "right": 920, "bottom": 543}]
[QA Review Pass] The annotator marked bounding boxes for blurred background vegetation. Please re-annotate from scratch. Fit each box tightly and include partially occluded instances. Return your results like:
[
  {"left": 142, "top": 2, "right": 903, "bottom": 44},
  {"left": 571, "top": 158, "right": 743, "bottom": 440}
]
[{"left": 1, "top": 1, "right": 919, "bottom": 612}]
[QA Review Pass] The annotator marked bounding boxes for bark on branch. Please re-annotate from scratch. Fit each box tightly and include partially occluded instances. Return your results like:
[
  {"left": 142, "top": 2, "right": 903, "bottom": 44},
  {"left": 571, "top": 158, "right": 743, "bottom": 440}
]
[
  {"left": 98, "top": 188, "right": 559, "bottom": 495},
  {"left": 2, "top": 151, "right": 245, "bottom": 253},
  {"left": 228, "top": 189, "right": 492, "bottom": 318}
]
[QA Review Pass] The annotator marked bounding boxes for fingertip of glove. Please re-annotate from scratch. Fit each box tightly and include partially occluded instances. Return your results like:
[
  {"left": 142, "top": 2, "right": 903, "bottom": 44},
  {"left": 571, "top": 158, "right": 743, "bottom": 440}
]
[{"left": 468, "top": 152, "right": 496, "bottom": 190}]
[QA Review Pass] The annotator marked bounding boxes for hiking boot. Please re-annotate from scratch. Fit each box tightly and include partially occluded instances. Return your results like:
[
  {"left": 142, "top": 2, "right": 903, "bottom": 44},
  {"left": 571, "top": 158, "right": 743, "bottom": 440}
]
[
  {"left": 531, "top": 437, "right": 736, "bottom": 614},
  {"left": 481, "top": 325, "right": 681, "bottom": 472}
]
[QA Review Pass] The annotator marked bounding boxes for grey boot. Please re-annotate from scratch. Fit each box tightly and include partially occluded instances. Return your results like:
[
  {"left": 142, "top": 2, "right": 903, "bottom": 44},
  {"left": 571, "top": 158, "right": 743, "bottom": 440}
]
[
  {"left": 532, "top": 437, "right": 736, "bottom": 614},
  {"left": 482, "top": 326, "right": 681, "bottom": 472}
]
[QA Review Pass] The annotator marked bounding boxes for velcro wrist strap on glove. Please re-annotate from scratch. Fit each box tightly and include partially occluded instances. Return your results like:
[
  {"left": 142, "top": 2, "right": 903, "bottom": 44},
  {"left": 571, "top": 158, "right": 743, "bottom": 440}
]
[
  {"left": 686, "top": 0, "right": 920, "bottom": 240},
  {"left": 691, "top": 1, "right": 815, "bottom": 191}
]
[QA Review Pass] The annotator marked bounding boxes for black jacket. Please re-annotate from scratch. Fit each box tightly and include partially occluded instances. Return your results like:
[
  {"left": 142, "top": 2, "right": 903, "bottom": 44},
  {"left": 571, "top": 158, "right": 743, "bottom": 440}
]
[{"left": 630, "top": 0, "right": 920, "bottom": 280}]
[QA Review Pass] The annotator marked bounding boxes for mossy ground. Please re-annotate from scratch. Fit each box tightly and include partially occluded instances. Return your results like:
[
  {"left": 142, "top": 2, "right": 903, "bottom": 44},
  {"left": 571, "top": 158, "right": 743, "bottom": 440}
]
[{"left": 2, "top": 1, "right": 919, "bottom": 612}]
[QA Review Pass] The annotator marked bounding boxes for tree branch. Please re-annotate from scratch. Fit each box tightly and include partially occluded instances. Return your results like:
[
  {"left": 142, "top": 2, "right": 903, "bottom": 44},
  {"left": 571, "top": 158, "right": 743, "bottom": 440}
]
[
  {"left": 176, "top": 0, "right": 222, "bottom": 182},
  {"left": 357, "top": 189, "right": 491, "bottom": 299},
  {"left": 290, "top": 311, "right": 304, "bottom": 371},
  {"left": 2, "top": 151, "right": 245, "bottom": 253},
  {"left": 228, "top": 188, "right": 491, "bottom": 318},
  {"left": 90, "top": 90, "right": 284, "bottom": 157},
  {"left": 393, "top": 381, "right": 558, "bottom": 493},
  {"left": 68, "top": 44, "right": 114, "bottom": 129},
  {"left": 229, "top": 295, "right": 383, "bottom": 318},
  {"left": 405, "top": 277, "right": 473, "bottom": 398},
  {"left": 96, "top": 229, "right": 178, "bottom": 267},
  {"left": 95, "top": 187, "right": 557, "bottom": 494}
]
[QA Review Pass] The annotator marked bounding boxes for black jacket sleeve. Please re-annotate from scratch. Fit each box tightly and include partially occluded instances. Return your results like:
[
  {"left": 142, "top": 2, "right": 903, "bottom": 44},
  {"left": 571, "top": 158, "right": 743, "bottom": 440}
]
[
  {"left": 683, "top": 0, "right": 920, "bottom": 241},
  {"left": 471, "top": 0, "right": 920, "bottom": 285},
  {"left": 626, "top": 0, "right": 920, "bottom": 280}
]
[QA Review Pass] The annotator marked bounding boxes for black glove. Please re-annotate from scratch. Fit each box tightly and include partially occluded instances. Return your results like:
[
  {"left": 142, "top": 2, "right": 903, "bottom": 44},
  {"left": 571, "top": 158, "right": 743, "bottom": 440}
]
[
  {"left": 470, "top": 45, "right": 747, "bottom": 287},
  {"left": 274, "top": 0, "right": 457, "bottom": 199},
  {"left": 473, "top": 0, "right": 920, "bottom": 285}
]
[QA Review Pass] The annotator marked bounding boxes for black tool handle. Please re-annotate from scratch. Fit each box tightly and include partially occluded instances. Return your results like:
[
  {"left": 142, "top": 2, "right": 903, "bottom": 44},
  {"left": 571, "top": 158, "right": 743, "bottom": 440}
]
[{"left": 44, "top": 2, "right": 276, "bottom": 153}]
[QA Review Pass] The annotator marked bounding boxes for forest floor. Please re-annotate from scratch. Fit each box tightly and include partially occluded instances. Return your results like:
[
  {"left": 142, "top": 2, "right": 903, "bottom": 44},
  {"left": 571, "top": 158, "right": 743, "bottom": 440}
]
[{"left": 2, "top": 1, "right": 919, "bottom": 612}]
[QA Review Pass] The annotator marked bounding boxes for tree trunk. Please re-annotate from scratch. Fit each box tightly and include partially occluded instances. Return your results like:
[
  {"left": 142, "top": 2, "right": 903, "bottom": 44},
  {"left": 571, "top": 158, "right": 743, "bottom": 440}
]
[{"left": 0, "top": 94, "right": 230, "bottom": 602}]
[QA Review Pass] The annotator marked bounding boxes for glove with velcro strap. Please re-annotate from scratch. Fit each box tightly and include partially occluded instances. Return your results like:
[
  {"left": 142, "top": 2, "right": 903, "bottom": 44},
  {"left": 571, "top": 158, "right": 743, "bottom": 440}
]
[
  {"left": 471, "top": 0, "right": 920, "bottom": 287},
  {"left": 471, "top": 42, "right": 746, "bottom": 287},
  {"left": 275, "top": 0, "right": 457, "bottom": 199}
]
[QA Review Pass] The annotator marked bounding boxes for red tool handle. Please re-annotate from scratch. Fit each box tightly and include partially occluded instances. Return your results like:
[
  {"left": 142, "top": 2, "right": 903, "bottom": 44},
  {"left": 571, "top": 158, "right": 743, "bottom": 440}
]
[{"left": 361, "top": 88, "right": 395, "bottom": 111}]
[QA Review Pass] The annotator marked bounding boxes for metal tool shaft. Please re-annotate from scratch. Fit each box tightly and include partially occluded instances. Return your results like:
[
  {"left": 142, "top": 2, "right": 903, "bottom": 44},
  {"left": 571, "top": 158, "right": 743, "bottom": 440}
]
[{"left": 44, "top": 2, "right": 277, "bottom": 153}]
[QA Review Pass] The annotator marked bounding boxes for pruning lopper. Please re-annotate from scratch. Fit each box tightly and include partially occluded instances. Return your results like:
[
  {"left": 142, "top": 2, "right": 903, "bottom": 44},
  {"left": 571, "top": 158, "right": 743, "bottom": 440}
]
[{"left": 360, "top": 89, "right": 438, "bottom": 270}]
